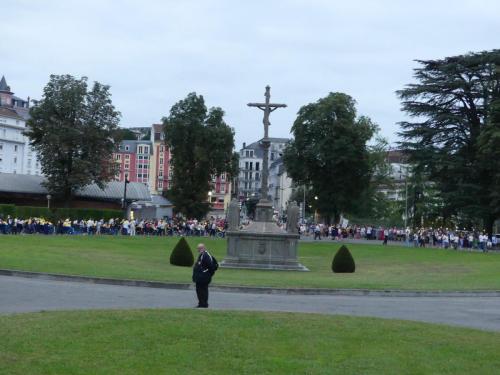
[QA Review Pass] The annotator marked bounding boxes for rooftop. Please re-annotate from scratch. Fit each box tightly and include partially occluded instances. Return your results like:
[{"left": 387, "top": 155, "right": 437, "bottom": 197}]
[{"left": 0, "top": 173, "right": 151, "bottom": 202}]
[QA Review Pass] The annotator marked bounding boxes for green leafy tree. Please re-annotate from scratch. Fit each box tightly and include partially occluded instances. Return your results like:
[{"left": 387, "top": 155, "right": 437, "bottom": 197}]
[
  {"left": 115, "top": 128, "right": 138, "bottom": 141},
  {"left": 283, "top": 92, "right": 377, "bottom": 223},
  {"left": 350, "top": 136, "right": 394, "bottom": 223},
  {"left": 397, "top": 50, "right": 500, "bottom": 234},
  {"left": 478, "top": 98, "right": 500, "bottom": 226},
  {"left": 163, "top": 93, "right": 235, "bottom": 219},
  {"left": 26, "top": 75, "right": 120, "bottom": 204}
]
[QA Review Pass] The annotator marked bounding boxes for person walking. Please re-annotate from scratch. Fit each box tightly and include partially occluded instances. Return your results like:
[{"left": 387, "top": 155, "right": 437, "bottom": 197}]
[{"left": 192, "top": 243, "right": 217, "bottom": 308}]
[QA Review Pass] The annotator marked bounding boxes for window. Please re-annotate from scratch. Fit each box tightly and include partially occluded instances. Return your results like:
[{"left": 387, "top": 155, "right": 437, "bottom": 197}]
[
  {"left": 256, "top": 162, "right": 260, "bottom": 171},
  {"left": 125, "top": 145, "right": 129, "bottom": 151},
  {"left": 159, "top": 157, "right": 164, "bottom": 165},
  {"left": 245, "top": 161, "right": 249, "bottom": 170},
  {"left": 138, "top": 155, "right": 143, "bottom": 160},
  {"left": 160, "top": 146, "right": 164, "bottom": 153},
  {"left": 125, "top": 155, "right": 130, "bottom": 159},
  {"left": 249, "top": 162, "right": 253, "bottom": 170},
  {"left": 14, "top": 145, "right": 18, "bottom": 152},
  {"left": 0, "top": 143, "right": 3, "bottom": 150},
  {"left": 144, "top": 146, "right": 149, "bottom": 154},
  {"left": 220, "top": 185, "right": 225, "bottom": 193},
  {"left": 115, "top": 154, "right": 121, "bottom": 161},
  {"left": 124, "top": 163, "right": 130, "bottom": 170},
  {"left": 159, "top": 171, "right": 163, "bottom": 177},
  {"left": 221, "top": 173, "right": 226, "bottom": 181},
  {"left": 13, "top": 157, "right": 17, "bottom": 164},
  {"left": 138, "top": 146, "right": 143, "bottom": 154},
  {"left": 271, "top": 152, "right": 275, "bottom": 161},
  {"left": 158, "top": 180, "right": 163, "bottom": 188}
]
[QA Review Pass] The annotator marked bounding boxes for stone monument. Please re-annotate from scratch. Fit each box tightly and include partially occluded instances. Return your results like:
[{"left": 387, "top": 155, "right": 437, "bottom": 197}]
[{"left": 220, "top": 86, "right": 308, "bottom": 271}]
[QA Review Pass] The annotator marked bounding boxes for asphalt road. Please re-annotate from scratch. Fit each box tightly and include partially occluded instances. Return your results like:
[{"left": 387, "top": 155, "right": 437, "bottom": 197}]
[{"left": 1, "top": 275, "right": 499, "bottom": 332}]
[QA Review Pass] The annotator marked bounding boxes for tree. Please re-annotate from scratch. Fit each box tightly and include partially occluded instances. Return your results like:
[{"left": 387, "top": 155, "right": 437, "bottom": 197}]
[
  {"left": 115, "top": 128, "right": 138, "bottom": 141},
  {"left": 163, "top": 93, "right": 235, "bottom": 219},
  {"left": 283, "top": 92, "right": 377, "bottom": 223},
  {"left": 478, "top": 98, "right": 500, "bottom": 226},
  {"left": 397, "top": 50, "right": 500, "bottom": 234},
  {"left": 26, "top": 75, "right": 120, "bottom": 203}
]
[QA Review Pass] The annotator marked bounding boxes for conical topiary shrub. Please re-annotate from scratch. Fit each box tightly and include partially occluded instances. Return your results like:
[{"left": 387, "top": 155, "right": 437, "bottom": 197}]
[
  {"left": 332, "top": 245, "right": 355, "bottom": 273},
  {"left": 170, "top": 237, "right": 195, "bottom": 267}
]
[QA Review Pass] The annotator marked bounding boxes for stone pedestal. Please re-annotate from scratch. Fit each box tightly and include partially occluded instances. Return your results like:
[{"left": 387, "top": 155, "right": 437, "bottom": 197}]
[{"left": 221, "top": 202, "right": 308, "bottom": 271}]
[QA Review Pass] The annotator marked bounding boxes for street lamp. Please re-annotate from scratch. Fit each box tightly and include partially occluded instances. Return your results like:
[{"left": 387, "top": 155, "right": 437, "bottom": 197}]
[
  {"left": 122, "top": 178, "right": 130, "bottom": 219},
  {"left": 46, "top": 194, "right": 52, "bottom": 209}
]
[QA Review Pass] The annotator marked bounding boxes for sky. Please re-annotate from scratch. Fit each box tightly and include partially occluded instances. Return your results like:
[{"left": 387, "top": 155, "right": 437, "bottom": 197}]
[{"left": 2, "top": 0, "right": 499, "bottom": 148}]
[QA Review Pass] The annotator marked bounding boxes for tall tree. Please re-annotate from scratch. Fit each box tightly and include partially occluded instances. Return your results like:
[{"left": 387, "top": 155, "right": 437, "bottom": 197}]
[
  {"left": 283, "top": 92, "right": 377, "bottom": 223},
  {"left": 26, "top": 75, "right": 120, "bottom": 203},
  {"left": 163, "top": 93, "right": 235, "bottom": 219},
  {"left": 397, "top": 50, "right": 500, "bottom": 233}
]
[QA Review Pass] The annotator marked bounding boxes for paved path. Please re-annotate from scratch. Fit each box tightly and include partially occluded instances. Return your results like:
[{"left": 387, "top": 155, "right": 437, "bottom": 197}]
[{"left": 1, "top": 276, "right": 500, "bottom": 332}]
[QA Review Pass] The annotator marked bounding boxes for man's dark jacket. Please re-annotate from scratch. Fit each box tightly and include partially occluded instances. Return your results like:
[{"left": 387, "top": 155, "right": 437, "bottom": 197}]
[{"left": 192, "top": 251, "right": 214, "bottom": 285}]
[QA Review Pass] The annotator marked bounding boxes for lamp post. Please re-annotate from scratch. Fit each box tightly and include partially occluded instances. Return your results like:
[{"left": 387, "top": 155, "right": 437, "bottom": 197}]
[
  {"left": 122, "top": 178, "right": 129, "bottom": 219},
  {"left": 302, "top": 183, "right": 306, "bottom": 223},
  {"left": 46, "top": 194, "right": 52, "bottom": 209}
]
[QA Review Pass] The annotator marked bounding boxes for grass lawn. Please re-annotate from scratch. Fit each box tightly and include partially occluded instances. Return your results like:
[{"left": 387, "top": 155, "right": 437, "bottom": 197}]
[
  {"left": 1, "top": 309, "right": 499, "bottom": 374},
  {"left": 0, "top": 235, "right": 499, "bottom": 290}
]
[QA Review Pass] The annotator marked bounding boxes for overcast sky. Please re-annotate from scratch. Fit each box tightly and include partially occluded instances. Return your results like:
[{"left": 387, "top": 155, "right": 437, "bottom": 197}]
[{"left": 2, "top": 0, "right": 499, "bottom": 148}]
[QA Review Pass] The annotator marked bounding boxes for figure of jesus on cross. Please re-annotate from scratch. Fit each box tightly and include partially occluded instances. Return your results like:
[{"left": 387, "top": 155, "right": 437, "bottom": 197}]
[{"left": 248, "top": 86, "right": 286, "bottom": 208}]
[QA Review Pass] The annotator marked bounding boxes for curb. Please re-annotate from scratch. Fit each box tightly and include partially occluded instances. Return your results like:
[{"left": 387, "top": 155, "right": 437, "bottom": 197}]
[{"left": 1, "top": 269, "right": 500, "bottom": 297}]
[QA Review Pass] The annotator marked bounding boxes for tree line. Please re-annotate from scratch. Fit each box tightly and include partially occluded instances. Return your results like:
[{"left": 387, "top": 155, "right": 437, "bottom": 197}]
[{"left": 26, "top": 49, "right": 499, "bottom": 230}]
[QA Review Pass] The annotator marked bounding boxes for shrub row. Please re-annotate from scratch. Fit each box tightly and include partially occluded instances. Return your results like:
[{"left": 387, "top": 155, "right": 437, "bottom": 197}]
[{"left": 0, "top": 204, "right": 122, "bottom": 221}]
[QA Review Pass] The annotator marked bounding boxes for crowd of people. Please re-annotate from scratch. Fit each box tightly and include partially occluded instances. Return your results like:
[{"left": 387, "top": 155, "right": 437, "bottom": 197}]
[
  {"left": 302, "top": 223, "right": 499, "bottom": 251},
  {"left": 0, "top": 216, "right": 228, "bottom": 237}
]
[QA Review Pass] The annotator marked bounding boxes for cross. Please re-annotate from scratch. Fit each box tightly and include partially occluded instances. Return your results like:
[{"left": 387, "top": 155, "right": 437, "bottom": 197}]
[
  {"left": 247, "top": 86, "right": 287, "bottom": 203},
  {"left": 248, "top": 85, "right": 287, "bottom": 139}
]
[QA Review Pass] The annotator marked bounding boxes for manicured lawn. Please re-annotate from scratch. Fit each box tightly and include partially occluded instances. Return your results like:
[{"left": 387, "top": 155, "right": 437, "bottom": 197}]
[
  {"left": 0, "top": 235, "right": 499, "bottom": 290},
  {"left": 0, "top": 309, "right": 499, "bottom": 374}
]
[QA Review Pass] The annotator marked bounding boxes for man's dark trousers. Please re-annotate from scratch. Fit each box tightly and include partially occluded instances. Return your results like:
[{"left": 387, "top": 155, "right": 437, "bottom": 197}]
[{"left": 196, "top": 282, "right": 209, "bottom": 307}]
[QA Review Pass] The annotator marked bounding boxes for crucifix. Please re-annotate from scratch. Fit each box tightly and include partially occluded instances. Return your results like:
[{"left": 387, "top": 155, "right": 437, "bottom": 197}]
[{"left": 248, "top": 85, "right": 287, "bottom": 204}]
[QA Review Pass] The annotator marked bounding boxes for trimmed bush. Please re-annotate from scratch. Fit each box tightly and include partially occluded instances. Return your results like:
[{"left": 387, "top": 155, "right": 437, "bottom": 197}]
[
  {"left": 170, "top": 237, "right": 195, "bottom": 267},
  {"left": 332, "top": 245, "right": 356, "bottom": 273}
]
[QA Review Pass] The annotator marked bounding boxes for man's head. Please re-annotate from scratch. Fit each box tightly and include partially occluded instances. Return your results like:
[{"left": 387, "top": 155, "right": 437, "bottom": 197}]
[{"left": 197, "top": 243, "right": 206, "bottom": 253}]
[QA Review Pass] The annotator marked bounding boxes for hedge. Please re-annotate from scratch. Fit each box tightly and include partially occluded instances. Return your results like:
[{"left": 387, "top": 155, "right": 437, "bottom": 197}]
[{"left": 0, "top": 204, "right": 122, "bottom": 221}]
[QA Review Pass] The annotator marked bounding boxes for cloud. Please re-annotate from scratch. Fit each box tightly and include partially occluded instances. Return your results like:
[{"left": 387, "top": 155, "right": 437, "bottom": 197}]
[{"left": 2, "top": 0, "right": 499, "bottom": 147}]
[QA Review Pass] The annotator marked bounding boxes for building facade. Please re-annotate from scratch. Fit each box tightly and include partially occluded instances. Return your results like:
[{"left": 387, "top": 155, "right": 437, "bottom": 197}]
[
  {"left": 237, "top": 137, "right": 289, "bottom": 200},
  {"left": 0, "top": 76, "right": 41, "bottom": 176},
  {"left": 114, "top": 140, "right": 153, "bottom": 185}
]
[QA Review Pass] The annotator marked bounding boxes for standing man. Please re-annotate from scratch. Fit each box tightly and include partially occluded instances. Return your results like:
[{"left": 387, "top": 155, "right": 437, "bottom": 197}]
[{"left": 192, "top": 243, "right": 216, "bottom": 308}]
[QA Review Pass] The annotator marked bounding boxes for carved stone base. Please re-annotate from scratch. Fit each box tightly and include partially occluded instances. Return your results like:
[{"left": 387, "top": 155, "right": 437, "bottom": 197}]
[{"left": 220, "top": 226, "right": 309, "bottom": 271}]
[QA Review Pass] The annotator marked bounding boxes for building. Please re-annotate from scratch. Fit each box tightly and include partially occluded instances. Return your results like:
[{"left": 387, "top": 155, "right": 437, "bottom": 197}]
[
  {"left": 208, "top": 173, "right": 231, "bottom": 216},
  {"left": 114, "top": 140, "right": 153, "bottom": 186},
  {"left": 148, "top": 124, "right": 172, "bottom": 195},
  {"left": 237, "top": 137, "right": 289, "bottom": 199},
  {"left": 0, "top": 172, "right": 150, "bottom": 211},
  {"left": 0, "top": 76, "right": 41, "bottom": 176},
  {"left": 379, "top": 149, "right": 410, "bottom": 201}
]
